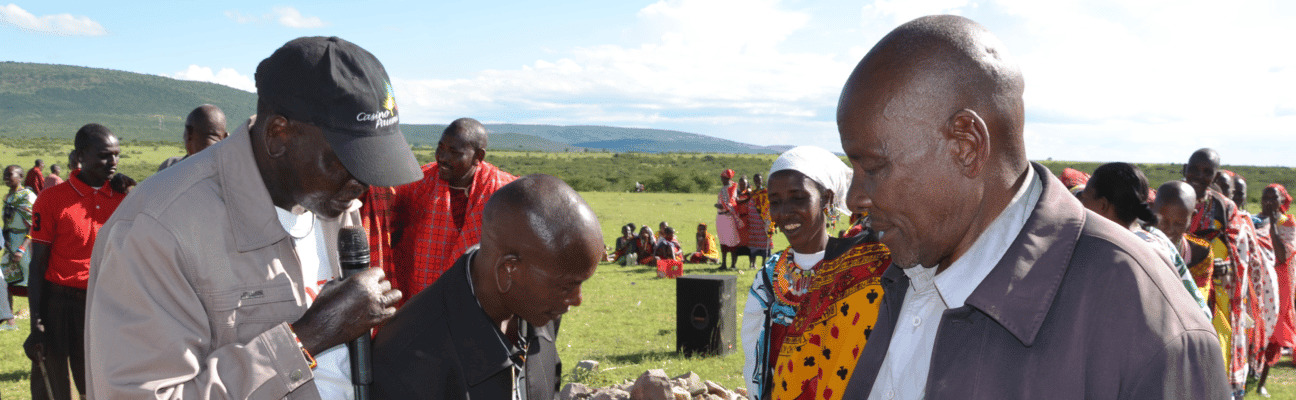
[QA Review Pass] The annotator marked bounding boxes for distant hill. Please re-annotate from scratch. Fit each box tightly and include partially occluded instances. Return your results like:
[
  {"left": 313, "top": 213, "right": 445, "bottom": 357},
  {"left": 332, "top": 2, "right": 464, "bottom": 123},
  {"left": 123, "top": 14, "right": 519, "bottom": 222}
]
[
  {"left": 404, "top": 123, "right": 788, "bottom": 154},
  {"left": 0, "top": 62, "right": 791, "bottom": 153},
  {"left": 0, "top": 61, "right": 257, "bottom": 142}
]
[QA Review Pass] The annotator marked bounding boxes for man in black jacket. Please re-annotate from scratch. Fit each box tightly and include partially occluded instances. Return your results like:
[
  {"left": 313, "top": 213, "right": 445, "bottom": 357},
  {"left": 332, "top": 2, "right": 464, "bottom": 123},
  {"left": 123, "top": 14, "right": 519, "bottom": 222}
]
[{"left": 373, "top": 174, "right": 603, "bottom": 399}]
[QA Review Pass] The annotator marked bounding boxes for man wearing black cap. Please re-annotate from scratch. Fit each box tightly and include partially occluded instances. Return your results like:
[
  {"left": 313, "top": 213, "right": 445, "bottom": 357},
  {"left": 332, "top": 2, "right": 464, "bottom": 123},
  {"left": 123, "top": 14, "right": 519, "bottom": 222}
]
[{"left": 84, "top": 36, "right": 421, "bottom": 399}]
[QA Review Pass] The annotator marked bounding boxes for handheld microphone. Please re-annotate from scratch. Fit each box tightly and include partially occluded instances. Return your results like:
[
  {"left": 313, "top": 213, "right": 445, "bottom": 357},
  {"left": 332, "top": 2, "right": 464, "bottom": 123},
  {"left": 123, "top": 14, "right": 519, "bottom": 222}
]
[{"left": 338, "top": 226, "right": 372, "bottom": 400}]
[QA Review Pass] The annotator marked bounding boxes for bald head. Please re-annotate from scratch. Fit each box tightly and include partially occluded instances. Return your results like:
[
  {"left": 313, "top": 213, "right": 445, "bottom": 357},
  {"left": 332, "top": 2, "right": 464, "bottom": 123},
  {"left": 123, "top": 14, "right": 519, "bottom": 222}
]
[
  {"left": 839, "top": 15, "right": 1026, "bottom": 165},
  {"left": 184, "top": 104, "right": 228, "bottom": 155},
  {"left": 1183, "top": 148, "right": 1221, "bottom": 200},
  {"left": 481, "top": 174, "right": 602, "bottom": 255},
  {"left": 476, "top": 174, "right": 602, "bottom": 327},
  {"left": 1188, "top": 148, "right": 1220, "bottom": 169},
  {"left": 443, "top": 117, "right": 488, "bottom": 151},
  {"left": 1154, "top": 180, "right": 1197, "bottom": 243},
  {"left": 837, "top": 15, "right": 1027, "bottom": 271}
]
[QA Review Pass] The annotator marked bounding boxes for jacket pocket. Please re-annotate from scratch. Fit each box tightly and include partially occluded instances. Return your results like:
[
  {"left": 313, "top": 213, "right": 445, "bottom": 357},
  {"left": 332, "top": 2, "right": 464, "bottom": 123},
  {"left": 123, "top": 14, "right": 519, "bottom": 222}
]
[{"left": 208, "top": 282, "right": 303, "bottom": 345}]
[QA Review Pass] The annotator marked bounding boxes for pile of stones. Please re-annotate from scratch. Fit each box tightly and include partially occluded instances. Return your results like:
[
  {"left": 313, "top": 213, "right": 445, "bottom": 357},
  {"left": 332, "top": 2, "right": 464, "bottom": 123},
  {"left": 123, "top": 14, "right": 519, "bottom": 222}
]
[{"left": 557, "top": 368, "right": 748, "bottom": 400}]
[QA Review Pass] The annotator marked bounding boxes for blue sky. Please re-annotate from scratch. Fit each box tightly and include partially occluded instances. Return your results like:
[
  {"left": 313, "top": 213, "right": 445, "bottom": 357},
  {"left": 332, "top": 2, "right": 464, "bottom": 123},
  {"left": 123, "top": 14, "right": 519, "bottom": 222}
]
[{"left": 3, "top": 0, "right": 1295, "bottom": 166}]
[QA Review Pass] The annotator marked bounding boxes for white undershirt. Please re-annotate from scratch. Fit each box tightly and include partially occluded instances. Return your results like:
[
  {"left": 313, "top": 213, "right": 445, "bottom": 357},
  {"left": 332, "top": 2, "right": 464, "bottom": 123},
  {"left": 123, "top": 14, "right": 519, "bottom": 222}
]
[
  {"left": 275, "top": 206, "right": 352, "bottom": 400},
  {"left": 868, "top": 166, "right": 1042, "bottom": 400},
  {"left": 788, "top": 249, "right": 824, "bottom": 272}
]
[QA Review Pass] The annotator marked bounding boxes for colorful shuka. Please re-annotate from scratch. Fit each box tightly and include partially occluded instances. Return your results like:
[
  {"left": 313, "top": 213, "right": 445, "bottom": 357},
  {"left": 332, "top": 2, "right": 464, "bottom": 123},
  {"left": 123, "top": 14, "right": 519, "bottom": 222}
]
[
  {"left": 23, "top": 166, "right": 43, "bottom": 194},
  {"left": 771, "top": 240, "right": 888, "bottom": 400},
  {"left": 743, "top": 188, "right": 773, "bottom": 251},
  {"left": 613, "top": 235, "right": 636, "bottom": 264},
  {"left": 744, "top": 247, "right": 815, "bottom": 400},
  {"left": 362, "top": 186, "right": 396, "bottom": 288},
  {"left": 391, "top": 161, "right": 515, "bottom": 303},
  {"left": 1182, "top": 233, "right": 1231, "bottom": 368},
  {"left": 635, "top": 235, "right": 657, "bottom": 266},
  {"left": 717, "top": 170, "right": 742, "bottom": 248},
  {"left": 1135, "top": 227, "right": 1212, "bottom": 319},
  {"left": 689, "top": 228, "right": 720, "bottom": 263},
  {"left": 1261, "top": 184, "right": 1296, "bottom": 362},
  {"left": 2, "top": 186, "right": 37, "bottom": 287},
  {"left": 743, "top": 238, "right": 887, "bottom": 400},
  {"left": 1239, "top": 210, "right": 1279, "bottom": 371},
  {"left": 1190, "top": 189, "right": 1251, "bottom": 386}
]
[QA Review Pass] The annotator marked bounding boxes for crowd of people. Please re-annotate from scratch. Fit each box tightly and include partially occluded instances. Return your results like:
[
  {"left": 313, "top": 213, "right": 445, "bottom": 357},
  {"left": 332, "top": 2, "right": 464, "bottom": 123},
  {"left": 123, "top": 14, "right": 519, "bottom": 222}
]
[
  {"left": 1068, "top": 152, "right": 1296, "bottom": 398},
  {"left": 0, "top": 15, "right": 1291, "bottom": 400}
]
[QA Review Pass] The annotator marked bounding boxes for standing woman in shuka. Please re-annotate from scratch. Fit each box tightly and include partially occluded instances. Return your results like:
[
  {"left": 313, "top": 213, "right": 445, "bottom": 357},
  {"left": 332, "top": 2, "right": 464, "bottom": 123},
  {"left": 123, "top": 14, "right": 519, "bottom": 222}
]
[
  {"left": 1079, "top": 162, "right": 1212, "bottom": 319},
  {"left": 742, "top": 146, "right": 889, "bottom": 400},
  {"left": 716, "top": 169, "right": 743, "bottom": 269},
  {"left": 1256, "top": 184, "right": 1296, "bottom": 396},
  {"left": 3, "top": 165, "right": 38, "bottom": 331}
]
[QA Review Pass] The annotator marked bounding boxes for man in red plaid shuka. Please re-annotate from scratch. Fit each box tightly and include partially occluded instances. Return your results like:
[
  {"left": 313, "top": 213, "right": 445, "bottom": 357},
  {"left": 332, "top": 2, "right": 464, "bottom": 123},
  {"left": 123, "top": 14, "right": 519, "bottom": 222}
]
[{"left": 390, "top": 118, "right": 515, "bottom": 305}]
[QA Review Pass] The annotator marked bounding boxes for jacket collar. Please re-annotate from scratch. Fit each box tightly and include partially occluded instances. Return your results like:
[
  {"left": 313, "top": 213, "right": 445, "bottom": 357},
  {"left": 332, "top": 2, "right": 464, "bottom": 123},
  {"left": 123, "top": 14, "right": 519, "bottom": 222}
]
[
  {"left": 962, "top": 162, "right": 1085, "bottom": 346},
  {"left": 212, "top": 124, "right": 290, "bottom": 252},
  {"left": 445, "top": 248, "right": 551, "bottom": 386}
]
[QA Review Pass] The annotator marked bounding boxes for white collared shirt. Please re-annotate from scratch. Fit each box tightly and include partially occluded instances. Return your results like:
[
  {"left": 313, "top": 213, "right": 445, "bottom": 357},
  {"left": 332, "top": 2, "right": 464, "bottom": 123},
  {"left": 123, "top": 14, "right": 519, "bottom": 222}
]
[{"left": 868, "top": 166, "right": 1042, "bottom": 400}]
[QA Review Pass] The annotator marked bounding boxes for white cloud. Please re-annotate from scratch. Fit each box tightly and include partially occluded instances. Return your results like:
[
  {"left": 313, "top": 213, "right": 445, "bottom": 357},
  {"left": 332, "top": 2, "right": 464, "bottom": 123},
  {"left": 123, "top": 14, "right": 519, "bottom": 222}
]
[
  {"left": 389, "top": 0, "right": 1294, "bottom": 165},
  {"left": 394, "top": 0, "right": 853, "bottom": 152},
  {"left": 269, "top": 6, "right": 328, "bottom": 29},
  {"left": 223, "top": 7, "right": 329, "bottom": 28},
  {"left": 224, "top": 10, "right": 258, "bottom": 24},
  {"left": 172, "top": 65, "right": 256, "bottom": 93},
  {"left": 0, "top": 3, "right": 106, "bottom": 36}
]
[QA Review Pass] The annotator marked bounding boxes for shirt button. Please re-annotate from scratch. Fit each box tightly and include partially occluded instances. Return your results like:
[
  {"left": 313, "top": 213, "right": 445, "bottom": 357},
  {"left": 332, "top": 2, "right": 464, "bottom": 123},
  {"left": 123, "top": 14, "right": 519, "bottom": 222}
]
[
  {"left": 888, "top": 390, "right": 895, "bottom": 399},
  {"left": 912, "top": 316, "right": 921, "bottom": 327},
  {"left": 290, "top": 369, "right": 303, "bottom": 381},
  {"left": 95, "top": 205, "right": 100, "bottom": 209}
]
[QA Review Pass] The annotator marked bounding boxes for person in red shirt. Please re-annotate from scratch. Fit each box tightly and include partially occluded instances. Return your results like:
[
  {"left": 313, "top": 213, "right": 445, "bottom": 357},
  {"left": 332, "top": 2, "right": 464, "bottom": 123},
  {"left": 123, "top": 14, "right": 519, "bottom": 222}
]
[
  {"left": 43, "top": 165, "right": 64, "bottom": 189},
  {"left": 22, "top": 124, "right": 129, "bottom": 400},
  {"left": 389, "top": 118, "right": 515, "bottom": 304},
  {"left": 23, "top": 159, "right": 44, "bottom": 194}
]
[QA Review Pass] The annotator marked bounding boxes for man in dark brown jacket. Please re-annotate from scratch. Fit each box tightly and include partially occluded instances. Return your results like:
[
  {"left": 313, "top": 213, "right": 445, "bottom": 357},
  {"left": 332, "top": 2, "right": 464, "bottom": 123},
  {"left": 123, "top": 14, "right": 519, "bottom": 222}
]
[{"left": 837, "top": 15, "right": 1227, "bottom": 399}]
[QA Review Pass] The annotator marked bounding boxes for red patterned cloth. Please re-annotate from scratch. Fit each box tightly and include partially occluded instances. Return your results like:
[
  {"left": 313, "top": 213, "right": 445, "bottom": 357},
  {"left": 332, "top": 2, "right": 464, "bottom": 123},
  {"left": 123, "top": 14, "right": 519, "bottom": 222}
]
[
  {"left": 24, "top": 166, "right": 43, "bottom": 194},
  {"left": 391, "top": 162, "right": 514, "bottom": 303},
  {"left": 717, "top": 183, "right": 741, "bottom": 247},
  {"left": 1059, "top": 167, "right": 1090, "bottom": 189},
  {"left": 1266, "top": 213, "right": 1296, "bottom": 353},
  {"left": 1190, "top": 190, "right": 1247, "bottom": 384},
  {"left": 741, "top": 189, "right": 772, "bottom": 250},
  {"left": 362, "top": 186, "right": 396, "bottom": 288}
]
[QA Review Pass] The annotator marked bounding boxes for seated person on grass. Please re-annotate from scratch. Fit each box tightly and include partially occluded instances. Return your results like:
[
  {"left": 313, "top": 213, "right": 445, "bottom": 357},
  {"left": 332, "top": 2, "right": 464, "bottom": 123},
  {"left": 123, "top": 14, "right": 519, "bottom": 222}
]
[
  {"left": 372, "top": 174, "right": 601, "bottom": 400},
  {"left": 688, "top": 223, "right": 720, "bottom": 264},
  {"left": 635, "top": 226, "right": 657, "bottom": 266},
  {"left": 654, "top": 227, "right": 683, "bottom": 262},
  {"left": 610, "top": 224, "right": 638, "bottom": 266}
]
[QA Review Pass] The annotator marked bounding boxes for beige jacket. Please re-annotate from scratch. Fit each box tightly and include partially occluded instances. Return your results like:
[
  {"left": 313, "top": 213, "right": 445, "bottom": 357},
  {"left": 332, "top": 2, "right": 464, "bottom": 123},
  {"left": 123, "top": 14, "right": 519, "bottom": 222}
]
[{"left": 86, "top": 123, "right": 360, "bottom": 399}]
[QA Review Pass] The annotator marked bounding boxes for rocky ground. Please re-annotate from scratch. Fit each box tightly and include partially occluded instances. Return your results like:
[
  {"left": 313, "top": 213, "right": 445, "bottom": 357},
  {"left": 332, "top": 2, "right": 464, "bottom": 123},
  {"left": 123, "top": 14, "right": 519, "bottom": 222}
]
[{"left": 558, "top": 369, "right": 748, "bottom": 400}]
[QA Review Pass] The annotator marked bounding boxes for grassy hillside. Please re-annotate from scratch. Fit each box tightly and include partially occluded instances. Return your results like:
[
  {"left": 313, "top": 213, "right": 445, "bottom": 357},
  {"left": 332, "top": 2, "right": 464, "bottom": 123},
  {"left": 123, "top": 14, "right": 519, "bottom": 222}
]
[
  {"left": 0, "top": 62, "right": 256, "bottom": 142},
  {"left": 0, "top": 62, "right": 791, "bottom": 154}
]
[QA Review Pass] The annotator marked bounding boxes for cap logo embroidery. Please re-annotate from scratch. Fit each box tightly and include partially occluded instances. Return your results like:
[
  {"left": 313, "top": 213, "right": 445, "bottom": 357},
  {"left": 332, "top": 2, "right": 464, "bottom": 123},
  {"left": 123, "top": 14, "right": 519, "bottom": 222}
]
[{"left": 355, "top": 81, "right": 399, "bottom": 128}]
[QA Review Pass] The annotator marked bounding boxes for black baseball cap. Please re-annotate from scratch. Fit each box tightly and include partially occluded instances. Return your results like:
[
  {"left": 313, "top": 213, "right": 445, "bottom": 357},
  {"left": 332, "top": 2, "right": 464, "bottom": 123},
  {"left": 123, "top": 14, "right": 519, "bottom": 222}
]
[{"left": 255, "top": 36, "right": 422, "bottom": 187}]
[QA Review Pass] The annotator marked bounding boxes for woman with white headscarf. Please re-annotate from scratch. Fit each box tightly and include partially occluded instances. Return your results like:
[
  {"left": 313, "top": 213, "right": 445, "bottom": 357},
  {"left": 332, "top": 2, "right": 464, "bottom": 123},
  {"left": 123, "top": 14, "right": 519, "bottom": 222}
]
[{"left": 742, "top": 146, "right": 891, "bottom": 400}]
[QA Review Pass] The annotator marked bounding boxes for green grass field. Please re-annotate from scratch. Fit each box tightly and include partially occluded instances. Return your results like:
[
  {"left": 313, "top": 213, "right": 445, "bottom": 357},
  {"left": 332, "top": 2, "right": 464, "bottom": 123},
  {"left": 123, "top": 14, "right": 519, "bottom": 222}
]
[
  {"left": 4, "top": 189, "right": 1296, "bottom": 398},
  {"left": 3, "top": 140, "right": 1296, "bottom": 398}
]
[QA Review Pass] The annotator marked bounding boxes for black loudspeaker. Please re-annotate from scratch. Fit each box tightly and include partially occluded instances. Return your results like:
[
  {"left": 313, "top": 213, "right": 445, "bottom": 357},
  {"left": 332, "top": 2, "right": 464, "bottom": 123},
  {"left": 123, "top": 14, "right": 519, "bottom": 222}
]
[{"left": 677, "top": 274, "right": 737, "bottom": 357}]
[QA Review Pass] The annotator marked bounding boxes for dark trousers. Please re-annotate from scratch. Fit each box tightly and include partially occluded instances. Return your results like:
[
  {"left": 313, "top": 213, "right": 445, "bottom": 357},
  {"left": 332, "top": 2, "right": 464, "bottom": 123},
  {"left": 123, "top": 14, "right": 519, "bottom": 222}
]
[{"left": 31, "top": 283, "right": 86, "bottom": 400}]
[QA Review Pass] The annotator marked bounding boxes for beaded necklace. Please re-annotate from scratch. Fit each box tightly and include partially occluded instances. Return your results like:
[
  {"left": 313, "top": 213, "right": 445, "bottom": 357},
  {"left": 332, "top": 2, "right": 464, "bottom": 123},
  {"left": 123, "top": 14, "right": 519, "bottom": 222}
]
[{"left": 772, "top": 248, "right": 816, "bottom": 307}]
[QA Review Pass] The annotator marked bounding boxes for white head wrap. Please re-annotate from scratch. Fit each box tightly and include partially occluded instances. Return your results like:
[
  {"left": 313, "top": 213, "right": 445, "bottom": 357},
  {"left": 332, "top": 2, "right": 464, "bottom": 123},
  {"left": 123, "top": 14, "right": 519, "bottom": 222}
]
[{"left": 767, "top": 146, "right": 853, "bottom": 217}]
